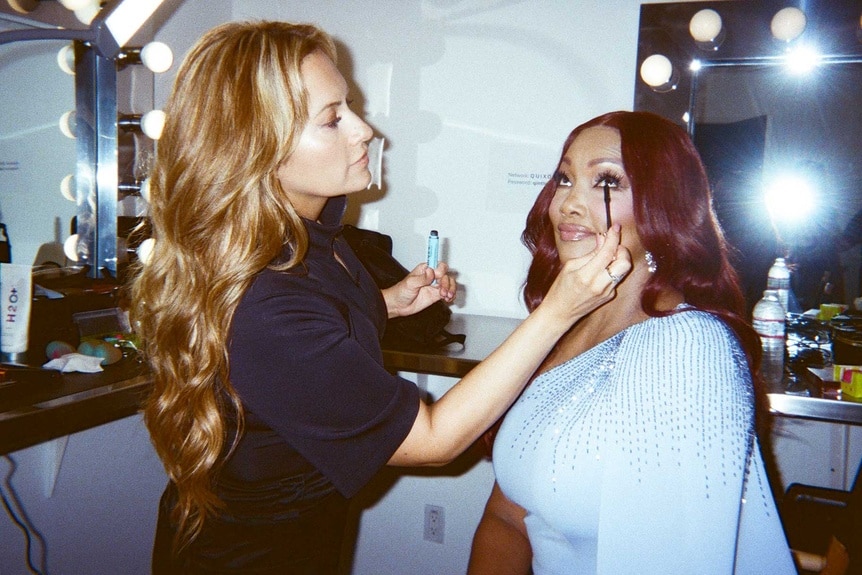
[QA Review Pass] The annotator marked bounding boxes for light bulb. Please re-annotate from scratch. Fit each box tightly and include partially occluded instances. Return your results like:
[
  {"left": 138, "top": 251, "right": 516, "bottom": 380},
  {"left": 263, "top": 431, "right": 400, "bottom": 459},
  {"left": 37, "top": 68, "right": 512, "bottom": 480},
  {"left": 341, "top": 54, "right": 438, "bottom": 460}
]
[
  {"left": 139, "top": 178, "right": 151, "bottom": 203},
  {"left": 74, "top": 2, "right": 101, "bottom": 25},
  {"left": 689, "top": 9, "right": 722, "bottom": 43},
  {"left": 137, "top": 237, "right": 155, "bottom": 265},
  {"left": 140, "top": 42, "right": 174, "bottom": 73},
  {"left": 60, "top": 174, "right": 77, "bottom": 202},
  {"left": 7, "top": 0, "right": 38, "bottom": 14},
  {"left": 57, "top": 44, "right": 75, "bottom": 75},
  {"left": 57, "top": 0, "right": 92, "bottom": 9},
  {"left": 59, "top": 110, "right": 76, "bottom": 139},
  {"left": 640, "top": 54, "right": 674, "bottom": 88},
  {"left": 771, "top": 7, "right": 807, "bottom": 42},
  {"left": 63, "top": 234, "right": 80, "bottom": 262},
  {"left": 141, "top": 110, "right": 166, "bottom": 140}
]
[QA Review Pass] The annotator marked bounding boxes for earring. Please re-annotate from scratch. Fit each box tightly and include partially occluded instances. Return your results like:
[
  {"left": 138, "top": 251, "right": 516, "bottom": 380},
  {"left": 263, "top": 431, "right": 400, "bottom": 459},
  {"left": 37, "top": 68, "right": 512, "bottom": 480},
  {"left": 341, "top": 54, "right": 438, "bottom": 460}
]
[{"left": 645, "top": 251, "right": 657, "bottom": 273}]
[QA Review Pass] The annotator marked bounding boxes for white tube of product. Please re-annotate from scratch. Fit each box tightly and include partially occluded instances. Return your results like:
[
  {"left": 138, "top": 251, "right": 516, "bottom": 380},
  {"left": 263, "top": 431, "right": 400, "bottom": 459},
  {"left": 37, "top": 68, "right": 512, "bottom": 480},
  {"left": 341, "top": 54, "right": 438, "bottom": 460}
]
[
  {"left": 1, "top": 263, "right": 32, "bottom": 363},
  {"left": 427, "top": 230, "right": 439, "bottom": 269}
]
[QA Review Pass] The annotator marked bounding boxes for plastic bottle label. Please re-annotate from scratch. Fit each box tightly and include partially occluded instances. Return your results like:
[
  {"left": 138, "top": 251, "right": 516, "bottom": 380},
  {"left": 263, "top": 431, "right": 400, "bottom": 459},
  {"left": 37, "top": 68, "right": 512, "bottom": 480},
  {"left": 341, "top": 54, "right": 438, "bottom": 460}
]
[{"left": 753, "top": 317, "right": 785, "bottom": 339}]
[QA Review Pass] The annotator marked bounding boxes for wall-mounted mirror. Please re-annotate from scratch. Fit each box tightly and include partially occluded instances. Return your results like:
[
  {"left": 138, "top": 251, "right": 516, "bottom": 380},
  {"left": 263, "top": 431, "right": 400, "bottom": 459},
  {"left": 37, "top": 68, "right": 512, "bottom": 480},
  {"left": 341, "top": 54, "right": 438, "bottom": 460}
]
[
  {"left": 0, "top": 10, "right": 76, "bottom": 266},
  {"left": 634, "top": 0, "right": 862, "bottom": 312},
  {"left": 0, "top": 0, "right": 171, "bottom": 279}
]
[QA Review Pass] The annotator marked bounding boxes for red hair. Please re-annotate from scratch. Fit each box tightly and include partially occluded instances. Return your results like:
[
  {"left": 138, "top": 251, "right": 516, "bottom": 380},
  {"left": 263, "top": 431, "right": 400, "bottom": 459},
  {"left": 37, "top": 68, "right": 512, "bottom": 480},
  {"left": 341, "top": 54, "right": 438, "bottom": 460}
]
[{"left": 523, "top": 111, "right": 761, "bottom": 375}]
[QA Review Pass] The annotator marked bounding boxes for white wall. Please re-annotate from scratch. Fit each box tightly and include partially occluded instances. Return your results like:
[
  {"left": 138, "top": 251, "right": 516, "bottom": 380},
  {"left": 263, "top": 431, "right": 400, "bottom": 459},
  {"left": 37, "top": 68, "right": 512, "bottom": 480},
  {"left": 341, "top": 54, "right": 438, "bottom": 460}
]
[{"left": 0, "top": 415, "right": 167, "bottom": 575}]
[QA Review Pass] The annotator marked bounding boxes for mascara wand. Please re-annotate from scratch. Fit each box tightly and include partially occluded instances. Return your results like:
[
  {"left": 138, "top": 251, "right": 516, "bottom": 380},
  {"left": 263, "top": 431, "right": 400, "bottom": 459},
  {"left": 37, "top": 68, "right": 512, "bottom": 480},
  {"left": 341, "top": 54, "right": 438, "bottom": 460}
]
[{"left": 604, "top": 182, "right": 612, "bottom": 231}]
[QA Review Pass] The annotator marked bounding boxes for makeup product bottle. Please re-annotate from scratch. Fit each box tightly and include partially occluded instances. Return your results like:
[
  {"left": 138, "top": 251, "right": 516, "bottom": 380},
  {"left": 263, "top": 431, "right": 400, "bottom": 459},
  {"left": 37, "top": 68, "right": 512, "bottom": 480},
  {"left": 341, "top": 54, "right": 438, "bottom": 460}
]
[{"left": 427, "top": 230, "right": 439, "bottom": 269}]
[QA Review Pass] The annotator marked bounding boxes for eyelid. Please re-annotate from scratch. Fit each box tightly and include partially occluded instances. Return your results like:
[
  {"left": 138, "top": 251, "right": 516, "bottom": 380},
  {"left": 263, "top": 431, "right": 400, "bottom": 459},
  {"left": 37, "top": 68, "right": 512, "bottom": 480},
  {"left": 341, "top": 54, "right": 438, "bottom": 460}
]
[
  {"left": 594, "top": 169, "right": 624, "bottom": 188},
  {"left": 554, "top": 170, "right": 573, "bottom": 188}
]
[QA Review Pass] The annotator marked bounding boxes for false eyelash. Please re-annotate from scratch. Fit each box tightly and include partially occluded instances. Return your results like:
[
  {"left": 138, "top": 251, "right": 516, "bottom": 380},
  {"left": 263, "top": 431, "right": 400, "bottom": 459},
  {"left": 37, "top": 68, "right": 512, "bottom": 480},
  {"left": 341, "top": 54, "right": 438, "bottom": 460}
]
[
  {"left": 595, "top": 169, "right": 623, "bottom": 188},
  {"left": 553, "top": 170, "right": 572, "bottom": 187}
]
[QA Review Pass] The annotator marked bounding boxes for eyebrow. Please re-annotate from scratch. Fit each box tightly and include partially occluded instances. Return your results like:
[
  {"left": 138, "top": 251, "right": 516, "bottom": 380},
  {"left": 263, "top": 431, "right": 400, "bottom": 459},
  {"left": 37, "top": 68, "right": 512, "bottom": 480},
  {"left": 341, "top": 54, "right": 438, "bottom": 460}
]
[
  {"left": 311, "top": 100, "right": 341, "bottom": 118},
  {"left": 588, "top": 157, "right": 623, "bottom": 168}
]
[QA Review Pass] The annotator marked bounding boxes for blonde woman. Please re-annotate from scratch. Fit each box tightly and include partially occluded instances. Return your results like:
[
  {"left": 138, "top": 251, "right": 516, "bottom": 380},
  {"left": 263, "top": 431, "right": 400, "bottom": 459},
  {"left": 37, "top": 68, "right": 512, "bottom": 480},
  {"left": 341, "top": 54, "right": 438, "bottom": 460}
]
[{"left": 132, "top": 21, "right": 630, "bottom": 574}]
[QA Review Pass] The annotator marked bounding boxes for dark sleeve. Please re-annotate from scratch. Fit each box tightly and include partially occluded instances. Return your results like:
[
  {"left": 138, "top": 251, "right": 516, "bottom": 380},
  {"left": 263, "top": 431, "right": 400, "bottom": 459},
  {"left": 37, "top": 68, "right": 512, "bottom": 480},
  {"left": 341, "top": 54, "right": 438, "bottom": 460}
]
[{"left": 228, "top": 279, "right": 421, "bottom": 498}]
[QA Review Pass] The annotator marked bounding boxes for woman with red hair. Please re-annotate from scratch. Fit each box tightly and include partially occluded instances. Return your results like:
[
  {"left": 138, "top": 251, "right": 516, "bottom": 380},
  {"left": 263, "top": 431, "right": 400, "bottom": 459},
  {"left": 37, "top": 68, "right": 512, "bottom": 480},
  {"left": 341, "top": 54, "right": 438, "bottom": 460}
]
[{"left": 468, "top": 111, "right": 795, "bottom": 574}]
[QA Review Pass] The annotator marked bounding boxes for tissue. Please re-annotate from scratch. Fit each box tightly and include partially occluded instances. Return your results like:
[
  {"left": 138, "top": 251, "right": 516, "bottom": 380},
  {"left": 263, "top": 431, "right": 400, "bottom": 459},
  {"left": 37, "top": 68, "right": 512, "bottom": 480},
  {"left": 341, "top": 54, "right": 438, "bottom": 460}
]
[{"left": 366, "top": 137, "right": 385, "bottom": 190}]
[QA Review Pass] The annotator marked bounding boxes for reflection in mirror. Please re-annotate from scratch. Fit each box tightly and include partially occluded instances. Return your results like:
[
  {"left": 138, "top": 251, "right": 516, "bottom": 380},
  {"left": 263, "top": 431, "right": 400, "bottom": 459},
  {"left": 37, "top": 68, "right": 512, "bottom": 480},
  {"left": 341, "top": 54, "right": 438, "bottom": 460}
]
[
  {"left": 693, "top": 60, "right": 862, "bottom": 312},
  {"left": 635, "top": 0, "right": 862, "bottom": 313},
  {"left": 0, "top": 19, "right": 75, "bottom": 267}
]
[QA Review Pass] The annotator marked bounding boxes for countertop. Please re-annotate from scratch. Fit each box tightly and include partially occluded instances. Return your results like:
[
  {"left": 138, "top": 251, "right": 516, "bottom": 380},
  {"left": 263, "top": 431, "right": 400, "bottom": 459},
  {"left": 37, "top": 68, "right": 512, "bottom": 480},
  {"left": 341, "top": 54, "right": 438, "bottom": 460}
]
[{"left": 2, "top": 313, "right": 860, "bottom": 455}]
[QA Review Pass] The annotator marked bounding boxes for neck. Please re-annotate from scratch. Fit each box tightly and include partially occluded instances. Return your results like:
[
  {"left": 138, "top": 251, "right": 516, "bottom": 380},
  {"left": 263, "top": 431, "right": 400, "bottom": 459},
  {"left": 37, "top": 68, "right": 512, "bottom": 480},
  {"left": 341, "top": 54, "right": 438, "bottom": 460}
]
[{"left": 539, "top": 263, "right": 683, "bottom": 373}]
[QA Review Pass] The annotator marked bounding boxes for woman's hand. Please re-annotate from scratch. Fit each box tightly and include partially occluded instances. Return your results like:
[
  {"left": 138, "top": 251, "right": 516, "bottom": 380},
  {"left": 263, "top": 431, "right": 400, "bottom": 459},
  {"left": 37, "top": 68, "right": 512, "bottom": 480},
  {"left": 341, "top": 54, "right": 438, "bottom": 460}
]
[
  {"left": 541, "top": 225, "right": 632, "bottom": 325},
  {"left": 382, "top": 262, "right": 457, "bottom": 319}
]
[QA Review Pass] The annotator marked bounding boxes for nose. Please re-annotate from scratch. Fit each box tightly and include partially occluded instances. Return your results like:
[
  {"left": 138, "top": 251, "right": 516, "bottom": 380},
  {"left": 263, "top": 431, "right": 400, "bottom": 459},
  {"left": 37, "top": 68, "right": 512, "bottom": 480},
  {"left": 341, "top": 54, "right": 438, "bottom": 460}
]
[
  {"left": 557, "top": 187, "right": 586, "bottom": 217},
  {"left": 350, "top": 111, "right": 374, "bottom": 145}
]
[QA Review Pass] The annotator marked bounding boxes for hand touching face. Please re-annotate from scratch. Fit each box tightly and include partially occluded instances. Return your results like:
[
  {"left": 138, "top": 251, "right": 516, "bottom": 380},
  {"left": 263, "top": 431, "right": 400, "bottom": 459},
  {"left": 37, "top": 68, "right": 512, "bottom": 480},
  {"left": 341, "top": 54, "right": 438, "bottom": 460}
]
[{"left": 549, "top": 126, "right": 644, "bottom": 266}]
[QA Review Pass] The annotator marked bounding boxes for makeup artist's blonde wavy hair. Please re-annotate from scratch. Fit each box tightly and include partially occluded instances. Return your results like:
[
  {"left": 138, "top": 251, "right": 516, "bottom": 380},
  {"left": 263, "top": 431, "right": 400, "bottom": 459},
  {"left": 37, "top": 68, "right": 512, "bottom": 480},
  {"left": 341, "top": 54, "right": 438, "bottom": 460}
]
[{"left": 129, "top": 20, "right": 337, "bottom": 552}]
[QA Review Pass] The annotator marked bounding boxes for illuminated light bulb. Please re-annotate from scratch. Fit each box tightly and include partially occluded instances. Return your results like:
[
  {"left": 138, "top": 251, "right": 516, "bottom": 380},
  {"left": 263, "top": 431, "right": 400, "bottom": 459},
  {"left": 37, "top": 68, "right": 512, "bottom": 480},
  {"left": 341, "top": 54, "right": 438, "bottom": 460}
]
[
  {"left": 7, "top": 0, "right": 38, "bottom": 14},
  {"left": 137, "top": 237, "right": 155, "bottom": 265},
  {"left": 74, "top": 2, "right": 101, "bottom": 25},
  {"left": 141, "top": 110, "right": 166, "bottom": 140},
  {"left": 60, "top": 174, "right": 77, "bottom": 202},
  {"left": 771, "top": 7, "right": 807, "bottom": 42},
  {"left": 140, "top": 41, "right": 174, "bottom": 73},
  {"left": 57, "top": 0, "right": 92, "bottom": 9},
  {"left": 59, "top": 110, "right": 76, "bottom": 139},
  {"left": 139, "top": 178, "right": 151, "bottom": 203},
  {"left": 57, "top": 44, "right": 75, "bottom": 75},
  {"left": 689, "top": 9, "right": 723, "bottom": 43},
  {"left": 764, "top": 174, "right": 815, "bottom": 222},
  {"left": 639, "top": 54, "right": 677, "bottom": 92},
  {"left": 785, "top": 45, "right": 821, "bottom": 74},
  {"left": 63, "top": 234, "right": 80, "bottom": 262}
]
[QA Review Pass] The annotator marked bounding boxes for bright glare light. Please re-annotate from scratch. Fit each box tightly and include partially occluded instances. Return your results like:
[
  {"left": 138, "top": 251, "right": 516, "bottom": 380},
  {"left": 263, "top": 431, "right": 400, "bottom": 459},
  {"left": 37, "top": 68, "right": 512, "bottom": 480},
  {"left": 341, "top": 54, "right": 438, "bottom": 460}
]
[
  {"left": 764, "top": 174, "right": 815, "bottom": 222},
  {"left": 784, "top": 45, "right": 821, "bottom": 74},
  {"left": 689, "top": 59, "right": 702, "bottom": 72}
]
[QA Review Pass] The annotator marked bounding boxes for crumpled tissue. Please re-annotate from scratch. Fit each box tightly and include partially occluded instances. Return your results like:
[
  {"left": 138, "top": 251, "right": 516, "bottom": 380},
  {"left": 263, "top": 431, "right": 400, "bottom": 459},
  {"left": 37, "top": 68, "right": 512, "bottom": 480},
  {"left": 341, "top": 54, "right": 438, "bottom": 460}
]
[{"left": 43, "top": 353, "right": 104, "bottom": 373}]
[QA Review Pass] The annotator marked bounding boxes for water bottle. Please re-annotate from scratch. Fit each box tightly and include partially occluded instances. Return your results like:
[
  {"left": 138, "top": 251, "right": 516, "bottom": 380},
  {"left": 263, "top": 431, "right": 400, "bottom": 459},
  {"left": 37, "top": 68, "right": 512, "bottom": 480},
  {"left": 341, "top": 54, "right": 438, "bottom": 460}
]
[
  {"left": 753, "top": 289, "right": 785, "bottom": 383},
  {"left": 766, "top": 257, "right": 791, "bottom": 313}
]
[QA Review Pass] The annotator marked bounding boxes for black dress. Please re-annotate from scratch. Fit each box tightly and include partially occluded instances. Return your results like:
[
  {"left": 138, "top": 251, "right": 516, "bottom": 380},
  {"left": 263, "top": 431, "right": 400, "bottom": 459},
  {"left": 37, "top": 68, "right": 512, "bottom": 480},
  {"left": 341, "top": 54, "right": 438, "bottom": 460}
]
[{"left": 152, "top": 196, "right": 421, "bottom": 574}]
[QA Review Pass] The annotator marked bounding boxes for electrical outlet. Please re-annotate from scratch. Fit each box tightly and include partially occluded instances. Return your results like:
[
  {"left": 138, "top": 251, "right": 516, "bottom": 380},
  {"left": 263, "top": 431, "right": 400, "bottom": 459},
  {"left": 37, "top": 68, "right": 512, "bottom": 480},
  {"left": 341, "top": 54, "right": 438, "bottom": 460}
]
[{"left": 423, "top": 504, "right": 445, "bottom": 544}]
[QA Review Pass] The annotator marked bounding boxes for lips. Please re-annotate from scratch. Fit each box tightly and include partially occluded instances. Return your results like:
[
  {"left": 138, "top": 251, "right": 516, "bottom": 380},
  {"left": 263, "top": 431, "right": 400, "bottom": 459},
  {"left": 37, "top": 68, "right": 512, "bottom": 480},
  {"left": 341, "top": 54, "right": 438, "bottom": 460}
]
[
  {"left": 353, "top": 151, "right": 369, "bottom": 167},
  {"left": 557, "top": 223, "right": 595, "bottom": 242}
]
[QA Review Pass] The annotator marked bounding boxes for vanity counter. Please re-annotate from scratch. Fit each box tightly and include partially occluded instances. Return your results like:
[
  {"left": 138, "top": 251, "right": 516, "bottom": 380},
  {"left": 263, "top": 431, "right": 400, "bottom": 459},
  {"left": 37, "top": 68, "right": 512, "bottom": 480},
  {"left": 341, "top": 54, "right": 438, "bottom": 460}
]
[
  {"left": 0, "top": 358, "right": 150, "bottom": 455},
  {"left": 2, "top": 313, "right": 861, "bottom": 456}
]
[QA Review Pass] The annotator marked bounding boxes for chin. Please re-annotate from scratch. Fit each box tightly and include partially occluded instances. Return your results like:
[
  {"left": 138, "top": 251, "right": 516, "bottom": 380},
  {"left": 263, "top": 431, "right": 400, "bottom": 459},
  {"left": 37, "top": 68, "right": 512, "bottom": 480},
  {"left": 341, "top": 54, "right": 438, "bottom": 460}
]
[{"left": 556, "top": 244, "right": 595, "bottom": 263}]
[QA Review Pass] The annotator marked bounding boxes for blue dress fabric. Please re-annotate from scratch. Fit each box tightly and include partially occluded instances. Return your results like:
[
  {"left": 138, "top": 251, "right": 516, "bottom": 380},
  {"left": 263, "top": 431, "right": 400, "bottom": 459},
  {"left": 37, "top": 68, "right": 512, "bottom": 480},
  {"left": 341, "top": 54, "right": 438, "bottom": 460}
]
[
  {"left": 493, "top": 308, "right": 796, "bottom": 574},
  {"left": 152, "top": 196, "right": 421, "bottom": 574}
]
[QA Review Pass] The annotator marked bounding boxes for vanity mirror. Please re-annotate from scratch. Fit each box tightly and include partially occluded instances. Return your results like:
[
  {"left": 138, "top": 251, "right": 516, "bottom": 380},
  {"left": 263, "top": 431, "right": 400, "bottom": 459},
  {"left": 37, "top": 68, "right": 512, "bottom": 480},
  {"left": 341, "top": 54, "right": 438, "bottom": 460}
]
[
  {"left": 634, "top": 0, "right": 862, "bottom": 312},
  {"left": 0, "top": 14, "right": 75, "bottom": 267},
  {"left": 0, "top": 0, "right": 170, "bottom": 279}
]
